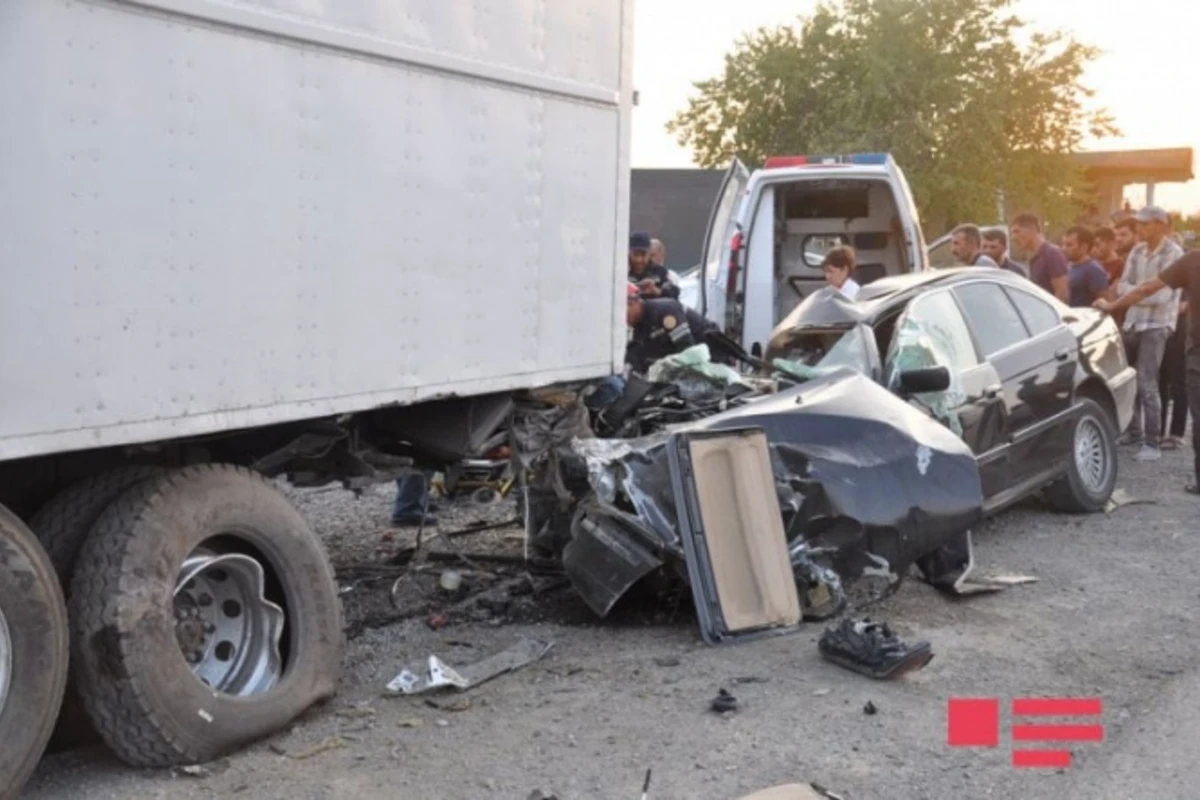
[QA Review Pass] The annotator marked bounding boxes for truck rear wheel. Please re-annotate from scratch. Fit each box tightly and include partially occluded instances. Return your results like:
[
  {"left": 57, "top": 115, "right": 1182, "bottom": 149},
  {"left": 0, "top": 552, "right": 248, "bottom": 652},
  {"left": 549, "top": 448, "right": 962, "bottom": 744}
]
[
  {"left": 31, "top": 466, "right": 166, "bottom": 586},
  {"left": 0, "top": 505, "right": 69, "bottom": 795},
  {"left": 69, "top": 465, "right": 343, "bottom": 767},
  {"left": 31, "top": 466, "right": 168, "bottom": 751}
]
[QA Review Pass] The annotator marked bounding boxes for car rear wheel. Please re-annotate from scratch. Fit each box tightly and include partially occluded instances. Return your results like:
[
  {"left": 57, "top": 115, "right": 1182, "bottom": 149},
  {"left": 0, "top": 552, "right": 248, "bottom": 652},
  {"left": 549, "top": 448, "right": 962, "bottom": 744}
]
[{"left": 1045, "top": 398, "right": 1117, "bottom": 513}]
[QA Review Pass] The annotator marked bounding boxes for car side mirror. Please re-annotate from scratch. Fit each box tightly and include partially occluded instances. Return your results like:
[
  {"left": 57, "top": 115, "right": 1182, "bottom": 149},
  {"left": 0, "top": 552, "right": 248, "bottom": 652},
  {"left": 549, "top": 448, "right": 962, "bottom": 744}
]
[{"left": 897, "top": 365, "right": 951, "bottom": 395}]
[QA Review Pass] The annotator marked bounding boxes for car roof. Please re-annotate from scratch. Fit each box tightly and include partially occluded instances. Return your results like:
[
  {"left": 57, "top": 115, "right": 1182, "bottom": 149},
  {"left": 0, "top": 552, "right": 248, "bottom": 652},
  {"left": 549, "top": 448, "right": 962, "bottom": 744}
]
[{"left": 776, "top": 267, "right": 1043, "bottom": 331}]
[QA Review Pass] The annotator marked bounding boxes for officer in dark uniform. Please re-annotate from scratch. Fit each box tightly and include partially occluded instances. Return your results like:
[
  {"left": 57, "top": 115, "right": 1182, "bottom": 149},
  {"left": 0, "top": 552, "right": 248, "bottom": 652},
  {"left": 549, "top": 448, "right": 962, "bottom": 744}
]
[
  {"left": 629, "top": 232, "right": 680, "bottom": 299},
  {"left": 625, "top": 283, "right": 719, "bottom": 374}
]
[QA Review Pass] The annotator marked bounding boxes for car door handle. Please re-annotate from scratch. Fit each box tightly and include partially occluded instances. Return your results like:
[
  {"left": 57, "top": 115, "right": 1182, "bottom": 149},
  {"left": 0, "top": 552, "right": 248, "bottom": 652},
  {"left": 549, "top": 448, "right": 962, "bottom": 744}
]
[
  {"left": 984, "top": 384, "right": 1002, "bottom": 399},
  {"left": 1054, "top": 346, "right": 1070, "bottom": 361}
]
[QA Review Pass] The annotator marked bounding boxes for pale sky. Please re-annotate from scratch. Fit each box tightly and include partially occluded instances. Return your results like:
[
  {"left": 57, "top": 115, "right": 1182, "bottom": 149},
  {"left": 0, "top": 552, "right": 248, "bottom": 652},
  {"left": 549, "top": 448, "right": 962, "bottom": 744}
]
[{"left": 631, "top": 0, "right": 1200, "bottom": 213}]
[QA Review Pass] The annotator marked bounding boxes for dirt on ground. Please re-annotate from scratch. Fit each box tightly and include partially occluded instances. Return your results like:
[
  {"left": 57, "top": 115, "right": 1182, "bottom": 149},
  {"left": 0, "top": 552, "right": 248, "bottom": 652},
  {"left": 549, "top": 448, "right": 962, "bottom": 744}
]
[{"left": 23, "top": 441, "right": 1200, "bottom": 800}]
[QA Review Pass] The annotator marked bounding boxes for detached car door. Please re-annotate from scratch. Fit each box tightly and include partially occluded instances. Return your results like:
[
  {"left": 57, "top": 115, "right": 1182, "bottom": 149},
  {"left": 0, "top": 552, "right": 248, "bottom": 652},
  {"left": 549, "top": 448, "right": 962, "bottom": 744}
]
[
  {"left": 952, "top": 281, "right": 1077, "bottom": 492},
  {"left": 882, "top": 288, "right": 1010, "bottom": 498}
]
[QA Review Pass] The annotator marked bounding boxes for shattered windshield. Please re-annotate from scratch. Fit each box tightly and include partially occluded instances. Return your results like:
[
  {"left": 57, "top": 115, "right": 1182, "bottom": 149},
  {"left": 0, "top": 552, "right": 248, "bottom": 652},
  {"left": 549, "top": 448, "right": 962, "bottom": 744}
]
[
  {"left": 883, "top": 290, "right": 974, "bottom": 435},
  {"left": 771, "top": 325, "right": 874, "bottom": 381}
]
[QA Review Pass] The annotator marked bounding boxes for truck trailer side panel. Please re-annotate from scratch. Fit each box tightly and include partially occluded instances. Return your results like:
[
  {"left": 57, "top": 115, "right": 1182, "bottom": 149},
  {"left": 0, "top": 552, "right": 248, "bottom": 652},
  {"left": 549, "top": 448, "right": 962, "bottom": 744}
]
[{"left": 0, "top": 0, "right": 632, "bottom": 460}]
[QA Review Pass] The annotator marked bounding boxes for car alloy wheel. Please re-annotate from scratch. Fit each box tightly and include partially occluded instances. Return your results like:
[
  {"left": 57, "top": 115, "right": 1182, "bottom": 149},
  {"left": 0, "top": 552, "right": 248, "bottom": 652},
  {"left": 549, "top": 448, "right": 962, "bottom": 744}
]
[{"left": 1073, "top": 416, "right": 1110, "bottom": 495}]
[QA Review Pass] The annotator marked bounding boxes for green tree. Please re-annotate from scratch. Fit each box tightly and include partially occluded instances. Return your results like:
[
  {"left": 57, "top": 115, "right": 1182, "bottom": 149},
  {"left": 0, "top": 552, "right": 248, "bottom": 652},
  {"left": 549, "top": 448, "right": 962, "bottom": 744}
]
[{"left": 667, "top": 0, "right": 1117, "bottom": 235}]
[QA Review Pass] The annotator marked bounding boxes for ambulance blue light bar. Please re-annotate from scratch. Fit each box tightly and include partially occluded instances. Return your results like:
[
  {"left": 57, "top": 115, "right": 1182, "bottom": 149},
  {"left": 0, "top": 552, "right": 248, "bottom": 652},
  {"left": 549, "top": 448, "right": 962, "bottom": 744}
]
[{"left": 763, "top": 153, "right": 889, "bottom": 168}]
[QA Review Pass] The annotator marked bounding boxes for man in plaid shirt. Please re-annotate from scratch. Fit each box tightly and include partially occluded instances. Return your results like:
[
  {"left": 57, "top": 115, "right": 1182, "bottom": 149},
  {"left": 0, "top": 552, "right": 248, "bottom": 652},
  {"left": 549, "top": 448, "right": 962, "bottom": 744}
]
[{"left": 1115, "top": 205, "right": 1183, "bottom": 462}]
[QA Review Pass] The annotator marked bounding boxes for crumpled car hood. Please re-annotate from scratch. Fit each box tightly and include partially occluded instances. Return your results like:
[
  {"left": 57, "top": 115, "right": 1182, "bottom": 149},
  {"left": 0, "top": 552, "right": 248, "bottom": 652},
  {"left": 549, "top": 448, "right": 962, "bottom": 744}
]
[{"left": 572, "top": 368, "right": 983, "bottom": 594}]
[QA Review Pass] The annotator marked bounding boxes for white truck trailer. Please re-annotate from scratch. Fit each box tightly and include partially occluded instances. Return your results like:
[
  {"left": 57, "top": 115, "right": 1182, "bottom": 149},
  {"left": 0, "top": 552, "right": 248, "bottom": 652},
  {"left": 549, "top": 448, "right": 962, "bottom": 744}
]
[{"left": 0, "top": 0, "right": 633, "bottom": 791}]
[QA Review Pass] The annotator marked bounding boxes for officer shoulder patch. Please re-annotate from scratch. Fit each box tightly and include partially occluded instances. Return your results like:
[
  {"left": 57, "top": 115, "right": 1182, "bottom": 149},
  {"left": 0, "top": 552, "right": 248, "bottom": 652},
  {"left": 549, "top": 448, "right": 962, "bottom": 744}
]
[{"left": 662, "top": 315, "right": 677, "bottom": 330}]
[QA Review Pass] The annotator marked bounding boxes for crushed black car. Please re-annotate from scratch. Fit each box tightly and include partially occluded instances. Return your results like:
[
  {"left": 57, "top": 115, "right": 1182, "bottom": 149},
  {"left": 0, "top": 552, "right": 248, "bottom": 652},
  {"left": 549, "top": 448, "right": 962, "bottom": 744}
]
[{"left": 767, "top": 268, "right": 1136, "bottom": 515}]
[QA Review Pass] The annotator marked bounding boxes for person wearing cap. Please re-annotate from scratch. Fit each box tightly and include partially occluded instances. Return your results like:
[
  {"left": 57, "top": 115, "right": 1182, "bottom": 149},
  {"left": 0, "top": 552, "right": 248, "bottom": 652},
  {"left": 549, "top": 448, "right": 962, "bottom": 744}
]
[
  {"left": 1110, "top": 204, "right": 1184, "bottom": 462},
  {"left": 1096, "top": 246, "right": 1200, "bottom": 495},
  {"left": 625, "top": 282, "right": 717, "bottom": 374},
  {"left": 629, "top": 231, "right": 680, "bottom": 300}
]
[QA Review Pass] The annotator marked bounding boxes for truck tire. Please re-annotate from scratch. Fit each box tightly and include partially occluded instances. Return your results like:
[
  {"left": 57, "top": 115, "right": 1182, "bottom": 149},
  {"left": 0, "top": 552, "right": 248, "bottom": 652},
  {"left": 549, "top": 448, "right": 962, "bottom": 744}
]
[
  {"left": 69, "top": 465, "right": 343, "bottom": 767},
  {"left": 29, "top": 466, "right": 167, "bottom": 751},
  {"left": 1044, "top": 398, "right": 1118, "bottom": 514},
  {"left": 31, "top": 466, "right": 166, "bottom": 586},
  {"left": 0, "top": 505, "right": 69, "bottom": 797}
]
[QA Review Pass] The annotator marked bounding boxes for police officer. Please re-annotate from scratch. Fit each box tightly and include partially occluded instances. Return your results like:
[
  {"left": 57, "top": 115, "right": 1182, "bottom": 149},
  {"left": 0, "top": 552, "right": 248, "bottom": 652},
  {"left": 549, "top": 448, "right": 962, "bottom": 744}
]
[
  {"left": 625, "top": 283, "right": 718, "bottom": 374},
  {"left": 629, "top": 232, "right": 680, "bottom": 299}
]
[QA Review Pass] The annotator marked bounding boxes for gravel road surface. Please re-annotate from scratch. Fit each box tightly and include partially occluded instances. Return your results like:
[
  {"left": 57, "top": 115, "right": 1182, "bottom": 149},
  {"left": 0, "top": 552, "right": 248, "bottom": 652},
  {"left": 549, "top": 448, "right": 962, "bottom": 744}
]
[{"left": 23, "top": 440, "right": 1200, "bottom": 800}]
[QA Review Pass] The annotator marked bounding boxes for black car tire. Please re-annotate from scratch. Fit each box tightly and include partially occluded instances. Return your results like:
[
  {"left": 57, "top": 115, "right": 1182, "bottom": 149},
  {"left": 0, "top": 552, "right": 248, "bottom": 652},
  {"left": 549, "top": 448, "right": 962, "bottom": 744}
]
[
  {"left": 0, "top": 505, "right": 69, "bottom": 797},
  {"left": 29, "top": 466, "right": 168, "bottom": 751},
  {"left": 1045, "top": 398, "right": 1118, "bottom": 513},
  {"left": 69, "top": 465, "right": 343, "bottom": 767}
]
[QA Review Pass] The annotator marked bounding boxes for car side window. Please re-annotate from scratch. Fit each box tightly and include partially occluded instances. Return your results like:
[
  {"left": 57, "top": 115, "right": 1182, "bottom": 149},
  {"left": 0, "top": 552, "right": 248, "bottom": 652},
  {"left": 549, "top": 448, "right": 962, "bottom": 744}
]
[
  {"left": 953, "top": 282, "right": 1029, "bottom": 357},
  {"left": 1004, "top": 286, "right": 1061, "bottom": 337}
]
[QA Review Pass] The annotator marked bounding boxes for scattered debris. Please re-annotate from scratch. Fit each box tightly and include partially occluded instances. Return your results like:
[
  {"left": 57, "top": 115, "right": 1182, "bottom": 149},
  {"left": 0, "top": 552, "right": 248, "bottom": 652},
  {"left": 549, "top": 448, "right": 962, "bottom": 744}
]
[
  {"left": 396, "top": 717, "right": 424, "bottom": 728},
  {"left": 653, "top": 656, "right": 681, "bottom": 668},
  {"left": 425, "top": 696, "right": 472, "bottom": 712},
  {"left": 385, "top": 637, "right": 554, "bottom": 696},
  {"left": 732, "top": 675, "right": 769, "bottom": 685},
  {"left": 639, "top": 768, "right": 653, "bottom": 800},
  {"left": 812, "top": 688, "right": 832, "bottom": 697},
  {"left": 527, "top": 791, "right": 560, "bottom": 800},
  {"left": 278, "top": 736, "right": 348, "bottom": 760},
  {"left": 435, "top": 719, "right": 449, "bottom": 727},
  {"left": 915, "top": 531, "right": 1036, "bottom": 596},
  {"left": 439, "top": 570, "right": 464, "bottom": 592},
  {"left": 947, "top": 573, "right": 1039, "bottom": 596},
  {"left": 1105, "top": 488, "right": 1159, "bottom": 514},
  {"left": 737, "top": 783, "right": 846, "bottom": 800},
  {"left": 175, "top": 765, "right": 210, "bottom": 778},
  {"left": 334, "top": 704, "right": 376, "bottom": 720},
  {"left": 710, "top": 688, "right": 739, "bottom": 714},
  {"left": 863, "top": 700, "right": 878, "bottom": 715},
  {"left": 427, "top": 614, "right": 448, "bottom": 631},
  {"left": 818, "top": 618, "right": 933, "bottom": 680}
]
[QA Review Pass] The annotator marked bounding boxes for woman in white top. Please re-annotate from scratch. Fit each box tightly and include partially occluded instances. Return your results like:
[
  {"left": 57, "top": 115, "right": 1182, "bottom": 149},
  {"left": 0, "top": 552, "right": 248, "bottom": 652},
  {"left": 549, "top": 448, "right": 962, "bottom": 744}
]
[{"left": 821, "top": 245, "right": 860, "bottom": 299}]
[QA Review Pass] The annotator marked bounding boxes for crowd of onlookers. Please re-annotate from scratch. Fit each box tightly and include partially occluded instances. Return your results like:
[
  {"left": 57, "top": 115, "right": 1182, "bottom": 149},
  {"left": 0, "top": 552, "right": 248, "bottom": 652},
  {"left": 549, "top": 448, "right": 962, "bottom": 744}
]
[{"left": 949, "top": 207, "right": 1197, "bottom": 490}]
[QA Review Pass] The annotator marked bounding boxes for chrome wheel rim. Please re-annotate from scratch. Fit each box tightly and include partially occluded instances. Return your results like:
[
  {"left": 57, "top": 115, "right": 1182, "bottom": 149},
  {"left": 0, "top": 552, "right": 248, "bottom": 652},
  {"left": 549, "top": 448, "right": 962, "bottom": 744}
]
[
  {"left": 173, "top": 548, "right": 285, "bottom": 696},
  {"left": 1074, "top": 417, "right": 1109, "bottom": 494},
  {"left": 0, "top": 605, "right": 12, "bottom": 719}
]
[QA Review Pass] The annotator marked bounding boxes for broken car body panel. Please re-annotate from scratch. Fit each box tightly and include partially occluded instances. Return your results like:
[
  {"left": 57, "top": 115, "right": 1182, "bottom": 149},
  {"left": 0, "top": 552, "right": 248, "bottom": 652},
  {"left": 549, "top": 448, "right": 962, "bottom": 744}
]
[{"left": 568, "top": 369, "right": 984, "bottom": 617}]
